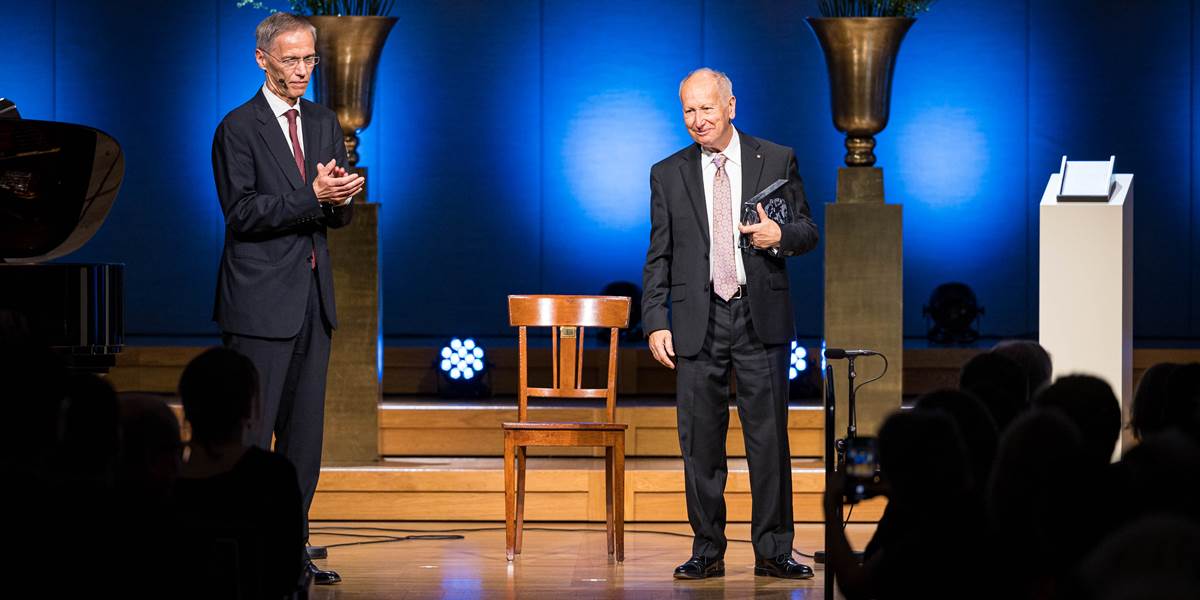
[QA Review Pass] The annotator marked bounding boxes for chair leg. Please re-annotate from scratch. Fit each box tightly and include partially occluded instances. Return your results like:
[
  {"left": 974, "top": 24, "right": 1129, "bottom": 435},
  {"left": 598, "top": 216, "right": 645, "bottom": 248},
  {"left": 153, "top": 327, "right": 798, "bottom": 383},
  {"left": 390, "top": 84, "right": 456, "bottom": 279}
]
[
  {"left": 614, "top": 433, "right": 625, "bottom": 563},
  {"left": 515, "top": 445, "right": 527, "bottom": 555},
  {"left": 504, "top": 433, "right": 516, "bottom": 561},
  {"left": 605, "top": 446, "right": 614, "bottom": 556}
]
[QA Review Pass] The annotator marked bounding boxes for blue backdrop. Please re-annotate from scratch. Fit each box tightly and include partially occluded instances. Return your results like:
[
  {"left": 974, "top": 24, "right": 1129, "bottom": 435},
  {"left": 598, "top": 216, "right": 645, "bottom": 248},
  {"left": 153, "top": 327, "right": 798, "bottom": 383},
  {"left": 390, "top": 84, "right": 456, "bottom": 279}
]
[{"left": 2, "top": 0, "right": 1197, "bottom": 344}]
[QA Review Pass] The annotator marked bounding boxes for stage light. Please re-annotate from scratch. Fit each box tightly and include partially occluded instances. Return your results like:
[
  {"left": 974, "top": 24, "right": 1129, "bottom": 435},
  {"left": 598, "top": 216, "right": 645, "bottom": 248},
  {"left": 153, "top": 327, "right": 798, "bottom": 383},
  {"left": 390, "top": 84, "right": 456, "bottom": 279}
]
[
  {"left": 436, "top": 337, "right": 491, "bottom": 397},
  {"left": 788, "top": 340, "right": 821, "bottom": 400},
  {"left": 923, "top": 282, "right": 985, "bottom": 344},
  {"left": 789, "top": 341, "right": 808, "bottom": 381}
]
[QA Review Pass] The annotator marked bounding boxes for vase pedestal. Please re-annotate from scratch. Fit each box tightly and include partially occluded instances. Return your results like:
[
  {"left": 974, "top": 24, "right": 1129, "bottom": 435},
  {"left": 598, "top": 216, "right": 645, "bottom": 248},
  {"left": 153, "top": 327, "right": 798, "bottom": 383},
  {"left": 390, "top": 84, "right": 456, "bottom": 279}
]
[
  {"left": 323, "top": 200, "right": 381, "bottom": 464},
  {"left": 824, "top": 167, "right": 903, "bottom": 438}
]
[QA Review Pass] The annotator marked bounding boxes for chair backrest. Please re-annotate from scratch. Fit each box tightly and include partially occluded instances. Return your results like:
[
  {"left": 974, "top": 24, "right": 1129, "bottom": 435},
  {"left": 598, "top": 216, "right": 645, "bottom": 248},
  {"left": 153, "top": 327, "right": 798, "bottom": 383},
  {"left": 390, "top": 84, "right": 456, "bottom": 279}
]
[{"left": 508, "top": 295, "right": 631, "bottom": 422}]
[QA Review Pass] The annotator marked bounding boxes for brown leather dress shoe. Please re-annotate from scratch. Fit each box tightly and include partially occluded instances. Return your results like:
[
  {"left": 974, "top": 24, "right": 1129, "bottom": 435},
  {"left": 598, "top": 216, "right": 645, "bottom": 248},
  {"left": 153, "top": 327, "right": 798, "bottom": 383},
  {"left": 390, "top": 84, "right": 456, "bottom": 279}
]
[
  {"left": 673, "top": 556, "right": 725, "bottom": 579},
  {"left": 754, "top": 554, "right": 814, "bottom": 579}
]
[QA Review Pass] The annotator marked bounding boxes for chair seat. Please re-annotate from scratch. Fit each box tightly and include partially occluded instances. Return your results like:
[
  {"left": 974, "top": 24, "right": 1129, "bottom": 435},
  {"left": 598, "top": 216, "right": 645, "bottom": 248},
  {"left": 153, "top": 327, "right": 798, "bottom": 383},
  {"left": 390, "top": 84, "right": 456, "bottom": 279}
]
[{"left": 502, "top": 421, "right": 628, "bottom": 431}]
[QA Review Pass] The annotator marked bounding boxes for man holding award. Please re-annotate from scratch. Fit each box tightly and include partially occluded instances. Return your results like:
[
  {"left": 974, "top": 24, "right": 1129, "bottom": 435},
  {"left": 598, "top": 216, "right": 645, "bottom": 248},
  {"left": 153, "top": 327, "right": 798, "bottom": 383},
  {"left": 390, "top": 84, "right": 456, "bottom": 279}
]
[{"left": 642, "top": 68, "right": 819, "bottom": 580}]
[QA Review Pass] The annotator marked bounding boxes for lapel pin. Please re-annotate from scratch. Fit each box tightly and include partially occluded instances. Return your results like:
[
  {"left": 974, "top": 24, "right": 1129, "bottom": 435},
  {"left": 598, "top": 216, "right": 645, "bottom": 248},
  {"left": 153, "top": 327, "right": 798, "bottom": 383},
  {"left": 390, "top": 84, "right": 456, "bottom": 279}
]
[{"left": 756, "top": 154, "right": 761, "bottom": 159}]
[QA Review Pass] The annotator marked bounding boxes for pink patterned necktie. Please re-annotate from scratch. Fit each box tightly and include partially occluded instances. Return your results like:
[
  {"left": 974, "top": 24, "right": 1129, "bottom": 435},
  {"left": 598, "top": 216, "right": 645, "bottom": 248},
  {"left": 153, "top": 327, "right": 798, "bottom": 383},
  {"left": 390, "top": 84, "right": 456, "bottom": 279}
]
[
  {"left": 284, "top": 109, "right": 316, "bottom": 271},
  {"left": 711, "top": 153, "right": 738, "bottom": 301}
]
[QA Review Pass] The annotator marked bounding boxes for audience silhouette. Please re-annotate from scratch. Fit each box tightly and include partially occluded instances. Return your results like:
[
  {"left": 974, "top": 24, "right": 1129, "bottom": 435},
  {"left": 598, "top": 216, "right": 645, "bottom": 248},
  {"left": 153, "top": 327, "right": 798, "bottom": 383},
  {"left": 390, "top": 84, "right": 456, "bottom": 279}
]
[
  {"left": 174, "top": 347, "right": 307, "bottom": 599},
  {"left": 1033, "top": 375, "right": 1121, "bottom": 468},
  {"left": 7, "top": 323, "right": 1200, "bottom": 599},
  {"left": 960, "top": 351, "right": 1029, "bottom": 433},
  {"left": 993, "top": 339, "right": 1054, "bottom": 400},
  {"left": 826, "top": 410, "right": 991, "bottom": 599}
]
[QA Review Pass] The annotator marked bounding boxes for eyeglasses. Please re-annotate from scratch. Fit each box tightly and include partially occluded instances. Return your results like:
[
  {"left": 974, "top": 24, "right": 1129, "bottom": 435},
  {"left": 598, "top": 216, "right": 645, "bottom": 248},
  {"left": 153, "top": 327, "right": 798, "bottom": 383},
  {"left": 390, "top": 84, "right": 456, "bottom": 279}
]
[{"left": 260, "top": 49, "right": 320, "bottom": 69}]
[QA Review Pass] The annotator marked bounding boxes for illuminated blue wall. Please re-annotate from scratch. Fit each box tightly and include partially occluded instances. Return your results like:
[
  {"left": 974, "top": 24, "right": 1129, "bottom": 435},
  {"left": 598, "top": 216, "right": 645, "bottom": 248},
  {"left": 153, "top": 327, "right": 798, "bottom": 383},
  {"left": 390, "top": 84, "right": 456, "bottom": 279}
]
[{"left": 2, "top": 0, "right": 1198, "bottom": 342}]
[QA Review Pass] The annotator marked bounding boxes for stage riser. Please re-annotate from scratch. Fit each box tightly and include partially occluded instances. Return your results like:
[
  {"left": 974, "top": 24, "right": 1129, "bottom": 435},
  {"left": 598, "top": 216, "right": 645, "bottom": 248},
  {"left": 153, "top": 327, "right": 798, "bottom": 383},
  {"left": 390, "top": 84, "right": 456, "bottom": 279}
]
[
  {"left": 381, "top": 405, "right": 824, "bottom": 458},
  {"left": 168, "top": 403, "right": 825, "bottom": 458},
  {"left": 311, "top": 465, "right": 885, "bottom": 523}
]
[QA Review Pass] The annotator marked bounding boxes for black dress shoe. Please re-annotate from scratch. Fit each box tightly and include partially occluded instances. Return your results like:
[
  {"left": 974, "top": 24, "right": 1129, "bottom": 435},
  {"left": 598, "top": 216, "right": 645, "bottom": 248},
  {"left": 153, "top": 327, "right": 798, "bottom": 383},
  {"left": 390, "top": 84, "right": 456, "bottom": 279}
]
[
  {"left": 673, "top": 556, "right": 725, "bottom": 580},
  {"left": 754, "top": 554, "right": 814, "bottom": 579},
  {"left": 306, "top": 559, "right": 342, "bottom": 585}
]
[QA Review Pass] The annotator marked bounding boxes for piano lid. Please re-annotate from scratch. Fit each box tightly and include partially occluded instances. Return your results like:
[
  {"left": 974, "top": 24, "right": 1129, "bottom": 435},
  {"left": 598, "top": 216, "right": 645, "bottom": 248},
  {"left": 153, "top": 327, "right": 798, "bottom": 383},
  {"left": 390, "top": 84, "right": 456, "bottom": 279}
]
[{"left": 0, "top": 103, "right": 124, "bottom": 263}]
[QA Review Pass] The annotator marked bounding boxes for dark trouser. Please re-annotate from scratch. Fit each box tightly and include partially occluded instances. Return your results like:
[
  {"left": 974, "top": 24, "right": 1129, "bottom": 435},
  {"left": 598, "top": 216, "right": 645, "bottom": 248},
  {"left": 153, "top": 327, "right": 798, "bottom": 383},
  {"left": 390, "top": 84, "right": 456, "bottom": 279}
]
[
  {"left": 224, "top": 270, "right": 331, "bottom": 542},
  {"left": 675, "top": 293, "right": 794, "bottom": 561}
]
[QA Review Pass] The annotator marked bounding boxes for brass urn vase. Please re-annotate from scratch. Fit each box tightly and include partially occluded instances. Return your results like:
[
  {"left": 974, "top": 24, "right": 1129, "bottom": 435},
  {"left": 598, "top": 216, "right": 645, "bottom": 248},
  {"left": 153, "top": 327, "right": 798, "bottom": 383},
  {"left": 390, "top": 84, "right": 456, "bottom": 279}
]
[
  {"left": 309, "top": 15, "right": 396, "bottom": 168},
  {"left": 807, "top": 17, "right": 914, "bottom": 167}
]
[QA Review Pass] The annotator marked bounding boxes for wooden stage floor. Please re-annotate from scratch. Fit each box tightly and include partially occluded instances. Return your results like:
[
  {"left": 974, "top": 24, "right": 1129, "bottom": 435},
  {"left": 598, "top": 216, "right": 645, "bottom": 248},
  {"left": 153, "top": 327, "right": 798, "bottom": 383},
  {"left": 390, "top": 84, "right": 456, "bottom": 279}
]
[{"left": 308, "top": 521, "right": 877, "bottom": 599}]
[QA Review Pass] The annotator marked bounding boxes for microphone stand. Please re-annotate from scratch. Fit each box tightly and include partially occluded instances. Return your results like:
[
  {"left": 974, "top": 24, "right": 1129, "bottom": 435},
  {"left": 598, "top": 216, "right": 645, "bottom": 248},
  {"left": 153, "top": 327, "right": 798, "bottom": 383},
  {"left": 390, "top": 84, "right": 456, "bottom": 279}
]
[
  {"left": 845, "top": 355, "right": 858, "bottom": 443},
  {"left": 819, "top": 353, "right": 872, "bottom": 600}
]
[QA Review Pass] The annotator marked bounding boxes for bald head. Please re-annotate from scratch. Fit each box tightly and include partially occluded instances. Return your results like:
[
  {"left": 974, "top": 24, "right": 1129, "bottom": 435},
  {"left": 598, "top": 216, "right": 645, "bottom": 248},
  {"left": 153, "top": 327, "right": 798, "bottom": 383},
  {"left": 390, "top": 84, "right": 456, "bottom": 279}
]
[
  {"left": 678, "top": 67, "right": 737, "bottom": 151},
  {"left": 679, "top": 68, "right": 734, "bottom": 103}
]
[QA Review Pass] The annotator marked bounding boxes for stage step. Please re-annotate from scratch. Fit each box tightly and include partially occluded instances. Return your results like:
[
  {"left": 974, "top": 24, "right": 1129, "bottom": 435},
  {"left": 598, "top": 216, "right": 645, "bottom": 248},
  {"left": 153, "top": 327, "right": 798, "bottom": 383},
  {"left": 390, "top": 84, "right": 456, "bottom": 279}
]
[
  {"left": 312, "top": 457, "right": 885, "bottom": 523},
  {"left": 166, "top": 400, "right": 828, "bottom": 458},
  {"left": 380, "top": 400, "right": 824, "bottom": 458}
]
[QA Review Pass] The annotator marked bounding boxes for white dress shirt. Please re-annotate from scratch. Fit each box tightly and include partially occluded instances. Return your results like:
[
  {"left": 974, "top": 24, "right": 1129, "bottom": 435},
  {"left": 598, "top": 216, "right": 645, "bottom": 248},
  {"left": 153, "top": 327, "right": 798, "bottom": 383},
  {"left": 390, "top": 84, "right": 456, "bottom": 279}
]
[
  {"left": 262, "top": 83, "right": 305, "bottom": 158},
  {"left": 701, "top": 128, "right": 747, "bottom": 285},
  {"left": 261, "top": 84, "right": 353, "bottom": 207}
]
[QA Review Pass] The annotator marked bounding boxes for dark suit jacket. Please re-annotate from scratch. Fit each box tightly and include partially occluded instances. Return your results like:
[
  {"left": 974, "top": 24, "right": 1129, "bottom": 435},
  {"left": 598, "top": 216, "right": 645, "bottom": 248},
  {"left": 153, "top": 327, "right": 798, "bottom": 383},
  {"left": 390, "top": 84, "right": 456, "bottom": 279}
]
[
  {"left": 642, "top": 130, "right": 819, "bottom": 357},
  {"left": 212, "top": 89, "right": 353, "bottom": 339}
]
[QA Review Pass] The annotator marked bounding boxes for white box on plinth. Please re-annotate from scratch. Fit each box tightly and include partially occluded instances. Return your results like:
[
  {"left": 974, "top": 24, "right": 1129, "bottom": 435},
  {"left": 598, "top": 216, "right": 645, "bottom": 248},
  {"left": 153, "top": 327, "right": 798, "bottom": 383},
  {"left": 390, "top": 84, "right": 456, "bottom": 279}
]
[{"left": 1039, "top": 172, "right": 1133, "bottom": 456}]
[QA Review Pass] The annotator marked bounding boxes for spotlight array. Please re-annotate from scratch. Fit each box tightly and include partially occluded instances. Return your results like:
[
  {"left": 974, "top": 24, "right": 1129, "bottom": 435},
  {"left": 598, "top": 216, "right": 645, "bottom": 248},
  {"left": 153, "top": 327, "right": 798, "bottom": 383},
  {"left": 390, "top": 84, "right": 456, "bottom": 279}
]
[
  {"left": 439, "top": 338, "right": 485, "bottom": 380},
  {"left": 789, "top": 341, "right": 808, "bottom": 381}
]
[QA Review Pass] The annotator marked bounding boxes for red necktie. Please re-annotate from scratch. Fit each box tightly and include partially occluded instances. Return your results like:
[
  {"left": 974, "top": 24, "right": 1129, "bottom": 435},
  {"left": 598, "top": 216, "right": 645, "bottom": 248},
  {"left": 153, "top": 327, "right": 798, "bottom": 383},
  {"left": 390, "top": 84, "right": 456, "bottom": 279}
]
[
  {"left": 284, "top": 109, "right": 316, "bottom": 271},
  {"left": 284, "top": 109, "right": 306, "bottom": 181}
]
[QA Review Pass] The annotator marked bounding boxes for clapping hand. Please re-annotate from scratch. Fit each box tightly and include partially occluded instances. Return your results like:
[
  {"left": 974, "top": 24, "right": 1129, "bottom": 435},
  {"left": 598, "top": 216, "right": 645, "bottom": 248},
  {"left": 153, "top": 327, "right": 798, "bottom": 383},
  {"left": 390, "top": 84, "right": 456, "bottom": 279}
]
[{"left": 312, "top": 159, "right": 364, "bottom": 204}]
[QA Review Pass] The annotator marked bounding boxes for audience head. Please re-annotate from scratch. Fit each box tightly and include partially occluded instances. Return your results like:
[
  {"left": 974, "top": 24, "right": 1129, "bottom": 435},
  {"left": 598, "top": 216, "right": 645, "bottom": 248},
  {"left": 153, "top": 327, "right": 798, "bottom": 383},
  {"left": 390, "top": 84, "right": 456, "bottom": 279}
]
[
  {"left": 57, "top": 372, "right": 122, "bottom": 486},
  {"left": 987, "top": 409, "right": 1088, "bottom": 574},
  {"left": 960, "top": 351, "right": 1028, "bottom": 433},
  {"left": 1116, "top": 430, "right": 1200, "bottom": 524},
  {"left": 992, "top": 339, "right": 1053, "bottom": 399},
  {"left": 1034, "top": 374, "right": 1121, "bottom": 467},
  {"left": 179, "top": 347, "right": 259, "bottom": 445},
  {"left": 1131, "top": 362, "right": 1179, "bottom": 441},
  {"left": 877, "top": 409, "right": 972, "bottom": 504},
  {"left": 118, "top": 393, "right": 183, "bottom": 498},
  {"left": 913, "top": 388, "right": 998, "bottom": 493},
  {"left": 1073, "top": 515, "right": 1200, "bottom": 600}
]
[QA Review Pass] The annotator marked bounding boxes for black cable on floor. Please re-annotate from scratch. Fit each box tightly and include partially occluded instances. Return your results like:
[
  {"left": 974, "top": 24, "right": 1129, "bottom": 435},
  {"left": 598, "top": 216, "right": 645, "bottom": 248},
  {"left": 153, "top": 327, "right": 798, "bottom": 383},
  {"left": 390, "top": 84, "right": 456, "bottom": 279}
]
[{"left": 310, "top": 525, "right": 818, "bottom": 558}]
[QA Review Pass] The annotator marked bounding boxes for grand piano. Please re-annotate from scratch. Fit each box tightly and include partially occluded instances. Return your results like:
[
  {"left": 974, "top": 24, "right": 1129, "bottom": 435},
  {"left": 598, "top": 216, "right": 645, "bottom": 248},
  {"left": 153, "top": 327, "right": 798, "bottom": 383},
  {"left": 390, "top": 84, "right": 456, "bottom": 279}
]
[{"left": 0, "top": 98, "right": 125, "bottom": 371}]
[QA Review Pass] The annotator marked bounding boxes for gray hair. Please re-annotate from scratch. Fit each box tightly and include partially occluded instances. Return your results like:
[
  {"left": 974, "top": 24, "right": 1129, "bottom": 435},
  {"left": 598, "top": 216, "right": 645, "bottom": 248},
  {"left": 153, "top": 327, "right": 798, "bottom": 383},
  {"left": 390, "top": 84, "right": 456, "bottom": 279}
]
[
  {"left": 679, "top": 68, "right": 734, "bottom": 101},
  {"left": 255, "top": 13, "right": 316, "bottom": 51}
]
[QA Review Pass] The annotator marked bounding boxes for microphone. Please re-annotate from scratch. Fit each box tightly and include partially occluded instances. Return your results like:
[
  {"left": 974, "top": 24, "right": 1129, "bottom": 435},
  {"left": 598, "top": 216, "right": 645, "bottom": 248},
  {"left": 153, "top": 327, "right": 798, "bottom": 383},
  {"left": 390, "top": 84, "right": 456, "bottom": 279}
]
[
  {"left": 277, "top": 76, "right": 289, "bottom": 90},
  {"left": 824, "top": 348, "right": 880, "bottom": 360}
]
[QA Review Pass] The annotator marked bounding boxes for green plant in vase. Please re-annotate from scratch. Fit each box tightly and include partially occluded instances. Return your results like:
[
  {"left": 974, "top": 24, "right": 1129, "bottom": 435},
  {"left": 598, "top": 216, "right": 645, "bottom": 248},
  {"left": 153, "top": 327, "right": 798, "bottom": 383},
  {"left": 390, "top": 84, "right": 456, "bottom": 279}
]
[{"left": 818, "top": 0, "right": 936, "bottom": 17}]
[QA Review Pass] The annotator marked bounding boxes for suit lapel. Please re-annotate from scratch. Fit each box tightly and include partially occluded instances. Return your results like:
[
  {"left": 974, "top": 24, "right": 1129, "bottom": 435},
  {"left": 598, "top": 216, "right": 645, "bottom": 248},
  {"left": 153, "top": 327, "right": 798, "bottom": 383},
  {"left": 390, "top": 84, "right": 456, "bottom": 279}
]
[
  {"left": 300, "top": 99, "right": 320, "bottom": 183},
  {"left": 740, "top": 131, "right": 765, "bottom": 206},
  {"left": 253, "top": 91, "right": 303, "bottom": 190},
  {"left": 679, "top": 145, "right": 710, "bottom": 249}
]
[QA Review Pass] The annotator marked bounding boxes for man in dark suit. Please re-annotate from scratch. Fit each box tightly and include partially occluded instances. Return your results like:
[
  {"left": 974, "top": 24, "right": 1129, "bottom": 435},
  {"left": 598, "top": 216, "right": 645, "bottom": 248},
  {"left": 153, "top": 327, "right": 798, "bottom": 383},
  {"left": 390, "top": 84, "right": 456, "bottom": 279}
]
[
  {"left": 211, "top": 12, "right": 362, "bottom": 585},
  {"left": 643, "top": 68, "right": 819, "bottom": 580}
]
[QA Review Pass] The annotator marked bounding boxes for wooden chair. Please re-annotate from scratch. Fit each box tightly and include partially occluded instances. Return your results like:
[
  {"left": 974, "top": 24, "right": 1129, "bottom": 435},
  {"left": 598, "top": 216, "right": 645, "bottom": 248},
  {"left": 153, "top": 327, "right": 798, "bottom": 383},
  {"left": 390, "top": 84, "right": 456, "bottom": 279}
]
[{"left": 504, "top": 294, "right": 631, "bottom": 562}]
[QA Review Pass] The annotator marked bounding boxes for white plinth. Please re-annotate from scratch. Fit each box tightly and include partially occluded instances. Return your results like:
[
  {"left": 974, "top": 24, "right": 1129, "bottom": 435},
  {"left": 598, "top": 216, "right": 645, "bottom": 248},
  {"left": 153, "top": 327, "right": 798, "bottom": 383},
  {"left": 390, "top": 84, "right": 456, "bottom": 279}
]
[{"left": 1039, "top": 173, "right": 1133, "bottom": 456}]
